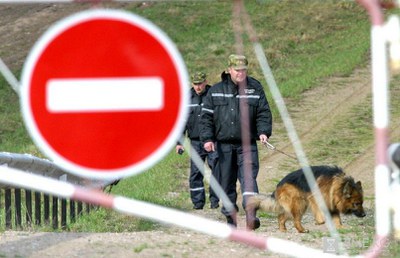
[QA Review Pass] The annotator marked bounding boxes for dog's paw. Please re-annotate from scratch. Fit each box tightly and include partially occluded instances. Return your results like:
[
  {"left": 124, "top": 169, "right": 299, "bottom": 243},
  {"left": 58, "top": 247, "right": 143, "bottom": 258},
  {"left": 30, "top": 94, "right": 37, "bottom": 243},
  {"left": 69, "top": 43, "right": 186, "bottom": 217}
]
[
  {"left": 279, "top": 227, "right": 287, "bottom": 232},
  {"left": 297, "top": 229, "right": 309, "bottom": 233},
  {"left": 336, "top": 224, "right": 348, "bottom": 230}
]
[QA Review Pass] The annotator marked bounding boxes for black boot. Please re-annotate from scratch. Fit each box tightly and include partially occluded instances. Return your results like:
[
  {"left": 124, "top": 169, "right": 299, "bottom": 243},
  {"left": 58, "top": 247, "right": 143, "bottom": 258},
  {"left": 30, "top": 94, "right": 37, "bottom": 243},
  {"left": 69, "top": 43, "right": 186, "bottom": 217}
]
[
  {"left": 245, "top": 207, "right": 260, "bottom": 230},
  {"left": 226, "top": 215, "right": 237, "bottom": 227}
]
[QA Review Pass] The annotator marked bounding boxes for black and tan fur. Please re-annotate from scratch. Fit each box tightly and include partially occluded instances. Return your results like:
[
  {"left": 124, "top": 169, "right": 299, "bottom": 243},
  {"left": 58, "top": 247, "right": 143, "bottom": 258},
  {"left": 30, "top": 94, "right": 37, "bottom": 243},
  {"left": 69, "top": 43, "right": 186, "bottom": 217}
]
[{"left": 248, "top": 165, "right": 365, "bottom": 233}]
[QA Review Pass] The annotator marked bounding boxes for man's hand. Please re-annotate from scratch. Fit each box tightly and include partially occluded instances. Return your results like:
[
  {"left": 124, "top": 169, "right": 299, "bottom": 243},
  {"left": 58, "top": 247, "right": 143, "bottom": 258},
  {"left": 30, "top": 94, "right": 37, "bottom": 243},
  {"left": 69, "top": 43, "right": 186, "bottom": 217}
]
[
  {"left": 176, "top": 145, "right": 184, "bottom": 155},
  {"left": 259, "top": 134, "right": 268, "bottom": 144},
  {"left": 204, "top": 141, "right": 215, "bottom": 152}
]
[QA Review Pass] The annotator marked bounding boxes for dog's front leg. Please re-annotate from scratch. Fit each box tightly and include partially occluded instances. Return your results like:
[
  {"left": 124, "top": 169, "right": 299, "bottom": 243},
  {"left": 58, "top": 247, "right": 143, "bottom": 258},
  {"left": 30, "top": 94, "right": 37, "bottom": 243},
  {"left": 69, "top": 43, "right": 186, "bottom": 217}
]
[
  {"left": 308, "top": 196, "right": 325, "bottom": 225},
  {"left": 332, "top": 212, "right": 344, "bottom": 229}
]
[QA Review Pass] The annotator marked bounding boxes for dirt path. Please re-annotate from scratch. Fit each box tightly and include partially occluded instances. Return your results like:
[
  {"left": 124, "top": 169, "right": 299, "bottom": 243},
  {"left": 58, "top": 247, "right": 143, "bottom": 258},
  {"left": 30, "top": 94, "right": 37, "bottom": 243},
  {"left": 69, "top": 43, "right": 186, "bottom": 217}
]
[
  {"left": 258, "top": 65, "right": 374, "bottom": 193},
  {"left": 1, "top": 3, "right": 399, "bottom": 258}
]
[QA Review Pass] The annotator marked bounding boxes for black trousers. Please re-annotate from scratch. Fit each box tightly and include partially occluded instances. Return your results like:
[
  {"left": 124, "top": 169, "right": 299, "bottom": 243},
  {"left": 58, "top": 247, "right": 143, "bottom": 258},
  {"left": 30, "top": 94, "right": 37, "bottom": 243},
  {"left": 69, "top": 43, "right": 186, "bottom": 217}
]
[
  {"left": 217, "top": 142, "right": 259, "bottom": 216},
  {"left": 189, "top": 140, "right": 220, "bottom": 207}
]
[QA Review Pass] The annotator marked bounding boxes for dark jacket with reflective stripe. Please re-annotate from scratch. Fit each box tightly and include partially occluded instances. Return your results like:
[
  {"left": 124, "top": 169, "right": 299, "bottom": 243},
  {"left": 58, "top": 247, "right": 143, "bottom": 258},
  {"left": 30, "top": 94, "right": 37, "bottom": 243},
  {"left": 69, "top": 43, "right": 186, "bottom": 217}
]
[
  {"left": 200, "top": 72, "right": 272, "bottom": 143},
  {"left": 183, "top": 85, "right": 211, "bottom": 140}
]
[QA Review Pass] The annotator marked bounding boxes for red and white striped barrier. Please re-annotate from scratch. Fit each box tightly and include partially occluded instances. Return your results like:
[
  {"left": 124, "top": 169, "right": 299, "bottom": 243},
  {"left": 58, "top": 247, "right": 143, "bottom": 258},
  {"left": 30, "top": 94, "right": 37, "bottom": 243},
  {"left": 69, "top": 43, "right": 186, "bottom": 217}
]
[{"left": 0, "top": 166, "right": 347, "bottom": 258}]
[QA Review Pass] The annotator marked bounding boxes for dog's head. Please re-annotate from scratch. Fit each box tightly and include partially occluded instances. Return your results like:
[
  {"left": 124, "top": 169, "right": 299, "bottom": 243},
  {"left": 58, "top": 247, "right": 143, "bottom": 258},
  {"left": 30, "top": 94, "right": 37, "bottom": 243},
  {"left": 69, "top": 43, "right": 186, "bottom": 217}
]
[{"left": 341, "top": 178, "right": 366, "bottom": 217}]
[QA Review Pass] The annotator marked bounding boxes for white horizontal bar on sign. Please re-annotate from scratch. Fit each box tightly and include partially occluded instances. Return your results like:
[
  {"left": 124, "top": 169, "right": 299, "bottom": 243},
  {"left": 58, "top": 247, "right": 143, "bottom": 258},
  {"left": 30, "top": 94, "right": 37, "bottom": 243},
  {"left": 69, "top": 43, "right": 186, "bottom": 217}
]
[{"left": 46, "top": 77, "right": 164, "bottom": 113}]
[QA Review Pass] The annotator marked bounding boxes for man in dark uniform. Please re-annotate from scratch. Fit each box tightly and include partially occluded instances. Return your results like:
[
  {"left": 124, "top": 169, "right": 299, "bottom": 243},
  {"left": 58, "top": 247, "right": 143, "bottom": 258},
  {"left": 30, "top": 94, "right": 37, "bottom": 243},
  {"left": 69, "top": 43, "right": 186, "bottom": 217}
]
[
  {"left": 200, "top": 55, "right": 272, "bottom": 230},
  {"left": 176, "top": 72, "right": 220, "bottom": 210}
]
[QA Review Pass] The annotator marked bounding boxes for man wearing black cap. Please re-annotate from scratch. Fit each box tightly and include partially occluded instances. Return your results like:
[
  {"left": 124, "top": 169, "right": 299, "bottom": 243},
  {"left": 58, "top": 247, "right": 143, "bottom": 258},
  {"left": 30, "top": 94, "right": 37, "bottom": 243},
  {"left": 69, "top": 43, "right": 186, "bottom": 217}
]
[
  {"left": 176, "top": 72, "right": 220, "bottom": 210},
  {"left": 200, "top": 55, "right": 272, "bottom": 230}
]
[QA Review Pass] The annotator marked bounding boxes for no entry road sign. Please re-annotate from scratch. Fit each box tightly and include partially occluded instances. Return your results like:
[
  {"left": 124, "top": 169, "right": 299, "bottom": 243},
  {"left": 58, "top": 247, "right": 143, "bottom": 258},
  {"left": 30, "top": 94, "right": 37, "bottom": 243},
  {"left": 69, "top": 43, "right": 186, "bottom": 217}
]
[{"left": 20, "top": 9, "right": 189, "bottom": 180}]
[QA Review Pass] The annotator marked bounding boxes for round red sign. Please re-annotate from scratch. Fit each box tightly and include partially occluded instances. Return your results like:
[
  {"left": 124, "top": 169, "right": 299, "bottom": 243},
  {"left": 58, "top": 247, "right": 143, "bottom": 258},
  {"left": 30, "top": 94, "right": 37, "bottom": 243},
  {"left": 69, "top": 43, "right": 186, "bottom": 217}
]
[{"left": 20, "top": 9, "right": 188, "bottom": 180}]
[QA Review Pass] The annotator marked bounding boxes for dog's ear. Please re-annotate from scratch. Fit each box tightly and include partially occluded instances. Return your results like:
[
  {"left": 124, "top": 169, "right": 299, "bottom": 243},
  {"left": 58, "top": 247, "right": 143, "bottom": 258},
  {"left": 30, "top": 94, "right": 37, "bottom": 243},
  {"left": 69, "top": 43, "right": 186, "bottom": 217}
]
[
  {"left": 356, "top": 181, "right": 363, "bottom": 193},
  {"left": 343, "top": 181, "right": 352, "bottom": 198}
]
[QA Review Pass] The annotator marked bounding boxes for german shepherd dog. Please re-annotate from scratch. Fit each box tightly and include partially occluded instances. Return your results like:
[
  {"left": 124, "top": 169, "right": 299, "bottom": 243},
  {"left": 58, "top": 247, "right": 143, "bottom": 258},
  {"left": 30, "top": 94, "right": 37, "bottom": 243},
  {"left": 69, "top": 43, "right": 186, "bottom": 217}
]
[{"left": 248, "top": 165, "right": 365, "bottom": 233}]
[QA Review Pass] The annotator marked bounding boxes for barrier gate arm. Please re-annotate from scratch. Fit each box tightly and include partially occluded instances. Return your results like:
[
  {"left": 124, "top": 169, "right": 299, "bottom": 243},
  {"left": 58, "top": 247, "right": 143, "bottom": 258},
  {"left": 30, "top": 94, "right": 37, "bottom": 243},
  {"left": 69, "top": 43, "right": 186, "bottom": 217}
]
[
  {"left": 0, "top": 166, "right": 345, "bottom": 258},
  {"left": 357, "top": 0, "right": 400, "bottom": 257}
]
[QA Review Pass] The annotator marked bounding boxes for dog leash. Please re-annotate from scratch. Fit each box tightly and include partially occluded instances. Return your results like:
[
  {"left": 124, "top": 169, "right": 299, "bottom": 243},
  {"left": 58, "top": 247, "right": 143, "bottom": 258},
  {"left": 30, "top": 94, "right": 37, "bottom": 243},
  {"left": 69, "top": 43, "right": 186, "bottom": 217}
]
[{"left": 264, "top": 142, "right": 297, "bottom": 160}]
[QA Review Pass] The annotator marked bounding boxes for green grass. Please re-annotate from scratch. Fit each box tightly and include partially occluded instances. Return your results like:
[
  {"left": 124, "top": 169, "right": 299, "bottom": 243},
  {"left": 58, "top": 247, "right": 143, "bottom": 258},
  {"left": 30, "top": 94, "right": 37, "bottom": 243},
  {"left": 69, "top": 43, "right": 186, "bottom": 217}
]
[
  {"left": 133, "top": 243, "right": 150, "bottom": 253},
  {"left": 129, "top": 1, "right": 372, "bottom": 119},
  {"left": 0, "top": 0, "right": 399, "bottom": 256},
  {"left": 0, "top": 76, "right": 39, "bottom": 155},
  {"left": 307, "top": 96, "right": 374, "bottom": 166},
  {"left": 70, "top": 151, "right": 191, "bottom": 232}
]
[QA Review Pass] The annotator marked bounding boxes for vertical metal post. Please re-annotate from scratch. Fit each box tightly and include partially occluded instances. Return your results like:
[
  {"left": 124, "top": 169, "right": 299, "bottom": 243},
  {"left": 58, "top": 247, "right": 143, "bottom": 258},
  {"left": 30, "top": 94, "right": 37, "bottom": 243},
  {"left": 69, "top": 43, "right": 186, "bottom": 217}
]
[
  {"left": 35, "top": 191, "right": 41, "bottom": 225},
  {"left": 5, "top": 189, "right": 12, "bottom": 229},
  {"left": 52, "top": 196, "right": 58, "bottom": 229},
  {"left": 357, "top": 1, "right": 392, "bottom": 256},
  {"left": 14, "top": 188, "right": 21, "bottom": 228},
  {"left": 25, "top": 189, "right": 32, "bottom": 226}
]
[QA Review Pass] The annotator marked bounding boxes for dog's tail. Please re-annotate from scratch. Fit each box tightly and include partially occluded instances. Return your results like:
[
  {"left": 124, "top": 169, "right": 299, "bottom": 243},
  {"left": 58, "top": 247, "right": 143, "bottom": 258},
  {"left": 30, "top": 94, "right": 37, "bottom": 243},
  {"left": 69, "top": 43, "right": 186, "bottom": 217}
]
[{"left": 248, "top": 192, "right": 283, "bottom": 213}]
